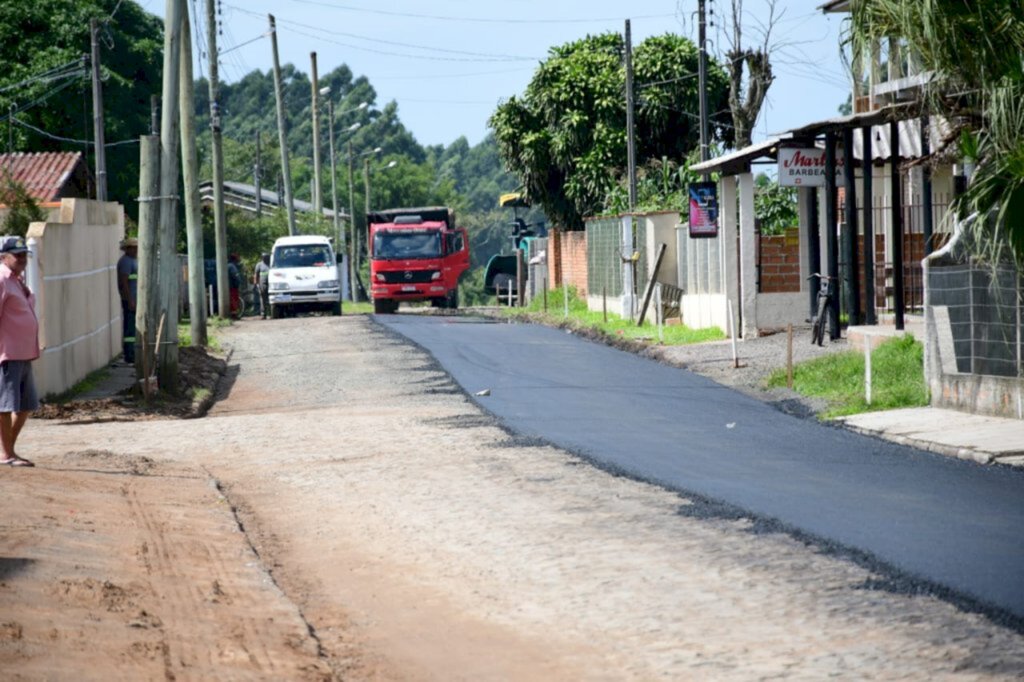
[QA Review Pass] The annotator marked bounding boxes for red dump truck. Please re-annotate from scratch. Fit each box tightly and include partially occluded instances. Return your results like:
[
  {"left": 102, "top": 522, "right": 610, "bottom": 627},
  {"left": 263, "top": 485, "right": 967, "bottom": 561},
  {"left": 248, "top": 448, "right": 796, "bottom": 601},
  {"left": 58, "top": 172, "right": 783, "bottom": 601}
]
[{"left": 367, "top": 206, "right": 470, "bottom": 314}]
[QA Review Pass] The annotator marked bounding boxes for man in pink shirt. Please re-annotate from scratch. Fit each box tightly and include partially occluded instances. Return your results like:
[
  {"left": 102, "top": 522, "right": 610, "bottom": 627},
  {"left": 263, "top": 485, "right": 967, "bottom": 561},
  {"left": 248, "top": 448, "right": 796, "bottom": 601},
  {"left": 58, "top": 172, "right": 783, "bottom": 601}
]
[{"left": 0, "top": 236, "right": 39, "bottom": 467}]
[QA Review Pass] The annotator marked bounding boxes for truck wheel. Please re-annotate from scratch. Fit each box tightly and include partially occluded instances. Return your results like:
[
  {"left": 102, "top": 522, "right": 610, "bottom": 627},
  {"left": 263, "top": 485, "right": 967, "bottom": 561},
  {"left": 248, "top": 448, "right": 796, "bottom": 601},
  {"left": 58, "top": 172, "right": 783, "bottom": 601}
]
[
  {"left": 331, "top": 300, "right": 342, "bottom": 316},
  {"left": 373, "top": 299, "right": 391, "bottom": 314},
  {"left": 446, "top": 289, "right": 459, "bottom": 310},
  {"left": 270, "top": 304, "right": 282, "bottom": 319}
]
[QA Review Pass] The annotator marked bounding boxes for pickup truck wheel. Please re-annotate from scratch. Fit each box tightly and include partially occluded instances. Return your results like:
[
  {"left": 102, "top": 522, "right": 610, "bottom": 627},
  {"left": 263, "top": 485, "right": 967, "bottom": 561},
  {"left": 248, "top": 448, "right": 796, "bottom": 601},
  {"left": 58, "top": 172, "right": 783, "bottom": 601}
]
[
  {"left": 270, "top": 304, "right": 282, "bottom": 319},
  {"left": 331, "top": 300, "right": 342, "bottom": 316}
]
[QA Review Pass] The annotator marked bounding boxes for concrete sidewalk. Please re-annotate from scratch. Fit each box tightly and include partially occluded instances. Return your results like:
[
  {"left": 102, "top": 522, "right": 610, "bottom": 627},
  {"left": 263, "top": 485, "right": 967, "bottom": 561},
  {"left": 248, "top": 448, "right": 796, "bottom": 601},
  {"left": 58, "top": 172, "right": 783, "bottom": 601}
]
[{"left": 839, "top": 407, "right": 1024, "bottom": 468}]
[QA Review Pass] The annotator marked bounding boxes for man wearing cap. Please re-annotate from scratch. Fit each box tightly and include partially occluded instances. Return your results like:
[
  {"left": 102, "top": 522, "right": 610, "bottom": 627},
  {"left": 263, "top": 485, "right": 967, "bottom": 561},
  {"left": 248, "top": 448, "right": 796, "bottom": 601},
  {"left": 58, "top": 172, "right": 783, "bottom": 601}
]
[
  {"left": 117, "top": 237, "right": 138, "bottom": 364},
  {"left": 0, "top": 236, "right": 39, "bottom": 467}
]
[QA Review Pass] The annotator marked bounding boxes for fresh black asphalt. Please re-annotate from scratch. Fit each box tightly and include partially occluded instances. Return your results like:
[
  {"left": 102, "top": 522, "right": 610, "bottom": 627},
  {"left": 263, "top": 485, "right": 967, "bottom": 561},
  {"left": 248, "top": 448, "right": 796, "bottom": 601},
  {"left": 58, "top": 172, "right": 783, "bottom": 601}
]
[{"left": 377, "top": 314, "right": 1024, "bottom": 621}]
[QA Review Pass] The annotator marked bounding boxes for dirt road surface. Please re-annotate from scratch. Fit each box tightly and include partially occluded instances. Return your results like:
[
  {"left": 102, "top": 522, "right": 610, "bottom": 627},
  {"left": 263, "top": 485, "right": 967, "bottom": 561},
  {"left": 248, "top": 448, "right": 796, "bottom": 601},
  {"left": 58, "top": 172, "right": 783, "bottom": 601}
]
[{"left": 3, "top": 315, "right": 1023, "bottom": 680}]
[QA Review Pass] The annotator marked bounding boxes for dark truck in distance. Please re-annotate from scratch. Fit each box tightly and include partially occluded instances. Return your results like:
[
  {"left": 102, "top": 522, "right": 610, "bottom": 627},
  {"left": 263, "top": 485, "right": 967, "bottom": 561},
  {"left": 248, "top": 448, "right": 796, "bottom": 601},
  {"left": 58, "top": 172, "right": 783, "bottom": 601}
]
[{"left": 367, "top": 206, "right": 470, "bottom": 314}]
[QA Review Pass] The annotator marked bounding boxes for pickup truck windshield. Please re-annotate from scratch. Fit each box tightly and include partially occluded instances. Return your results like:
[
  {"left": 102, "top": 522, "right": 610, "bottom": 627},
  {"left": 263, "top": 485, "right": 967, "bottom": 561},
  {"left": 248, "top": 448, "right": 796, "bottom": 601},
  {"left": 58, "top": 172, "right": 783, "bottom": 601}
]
[
  {"left": 373, "top": 230, "right": 442, "bottom": 260},
  {"left": 273, "top": 245, "right": 332, "bottom": 268}
]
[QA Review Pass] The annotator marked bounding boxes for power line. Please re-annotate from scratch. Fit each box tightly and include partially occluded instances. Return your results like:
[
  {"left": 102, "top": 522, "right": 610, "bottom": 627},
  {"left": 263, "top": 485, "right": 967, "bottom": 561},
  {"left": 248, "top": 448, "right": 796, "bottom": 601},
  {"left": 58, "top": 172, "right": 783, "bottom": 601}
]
[
  {"left": 0, "top": 60, "right": 86, "bottom": 95},
  {"left": 285, "top": 0, "right": 675, "bottom": 25},
  {"left": 11, "top": 115, "right": 139, "bottom": 148},
  {"left": 227, "top": 5, "right": 538, "bottom": 61}
]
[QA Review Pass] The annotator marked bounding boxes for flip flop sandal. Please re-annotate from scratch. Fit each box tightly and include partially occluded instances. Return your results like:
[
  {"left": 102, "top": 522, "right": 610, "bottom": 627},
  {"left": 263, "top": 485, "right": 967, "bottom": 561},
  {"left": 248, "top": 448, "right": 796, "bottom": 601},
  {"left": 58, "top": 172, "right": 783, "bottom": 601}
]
[{"left": 1, "top": 457, "right": 34, "bottom": 467}]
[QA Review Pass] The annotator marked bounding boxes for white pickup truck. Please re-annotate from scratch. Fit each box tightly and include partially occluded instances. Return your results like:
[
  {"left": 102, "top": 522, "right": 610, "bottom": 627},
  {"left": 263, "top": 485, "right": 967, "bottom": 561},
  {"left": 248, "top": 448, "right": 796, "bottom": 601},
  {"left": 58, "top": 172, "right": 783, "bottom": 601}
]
[{"left": 268, "top": 235, "right": 342, "bottom": 318}]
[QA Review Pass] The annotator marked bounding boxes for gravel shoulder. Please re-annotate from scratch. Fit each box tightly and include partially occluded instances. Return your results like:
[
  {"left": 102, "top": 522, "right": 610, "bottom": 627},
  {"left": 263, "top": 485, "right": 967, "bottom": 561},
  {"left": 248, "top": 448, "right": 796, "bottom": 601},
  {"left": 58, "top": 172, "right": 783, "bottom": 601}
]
[{"left": 4, "top": 314, "right": 1023, "bottom": 680}]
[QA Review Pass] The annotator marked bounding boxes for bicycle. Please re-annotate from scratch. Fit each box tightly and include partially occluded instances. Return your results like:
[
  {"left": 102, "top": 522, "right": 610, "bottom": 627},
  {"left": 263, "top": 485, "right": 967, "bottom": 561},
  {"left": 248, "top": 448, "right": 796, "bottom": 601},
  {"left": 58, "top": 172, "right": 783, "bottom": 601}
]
[{"left": 808, "top": 273, "right": 836, "bottom": 346}]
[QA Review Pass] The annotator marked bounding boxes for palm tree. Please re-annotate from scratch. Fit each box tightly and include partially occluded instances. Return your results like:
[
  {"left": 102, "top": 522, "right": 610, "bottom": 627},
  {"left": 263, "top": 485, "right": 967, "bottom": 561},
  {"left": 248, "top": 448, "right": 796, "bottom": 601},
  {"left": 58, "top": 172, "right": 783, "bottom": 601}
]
[{"left": 848, "top": 1, "right": 1024, "bottom": 262}]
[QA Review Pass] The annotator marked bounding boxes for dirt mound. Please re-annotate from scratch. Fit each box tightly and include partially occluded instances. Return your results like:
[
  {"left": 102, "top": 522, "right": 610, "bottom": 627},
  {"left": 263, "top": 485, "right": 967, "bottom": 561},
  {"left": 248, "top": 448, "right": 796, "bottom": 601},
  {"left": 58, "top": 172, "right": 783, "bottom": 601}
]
[{"left": 36, "top": 346, "right": 227, "bottom": 422}]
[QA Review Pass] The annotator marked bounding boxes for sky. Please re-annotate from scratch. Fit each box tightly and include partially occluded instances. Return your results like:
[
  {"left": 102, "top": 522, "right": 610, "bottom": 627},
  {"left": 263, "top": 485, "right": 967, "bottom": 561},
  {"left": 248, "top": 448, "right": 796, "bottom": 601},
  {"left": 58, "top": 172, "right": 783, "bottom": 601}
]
[{"left": 143, "top": 0, "right": 853, "bottom": 150}]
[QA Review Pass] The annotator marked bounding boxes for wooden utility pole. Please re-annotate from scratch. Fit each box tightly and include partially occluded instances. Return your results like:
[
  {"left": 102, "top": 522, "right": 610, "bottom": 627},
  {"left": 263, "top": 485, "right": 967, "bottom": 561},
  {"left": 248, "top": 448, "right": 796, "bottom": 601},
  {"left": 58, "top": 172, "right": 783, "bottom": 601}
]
[
  {"left": 311, "top": 52, "right": 322, "bottom": 215},
  {"left": 157, "top": 0, "right": 183, "bottom": 393},
  {"left": 135, "top": 134, "right": 160, "bottom": 379},
  {"left": 180, "top": 6, "right": 207, "bottom": 347},
  {"left": 89, "top": 18, "right": 107, "bottom": 201},
  {"left": 624, "top": 19, "right": 636, "bottom": 209},
  {"left": 347, "top": 140, "right": 357, "bottom": 300},
  {"left": 270, "top": 15, "right": 297, "bottom": 236},
  {"left": 207, "top": 0, "right": 229, "bottom": 317}
]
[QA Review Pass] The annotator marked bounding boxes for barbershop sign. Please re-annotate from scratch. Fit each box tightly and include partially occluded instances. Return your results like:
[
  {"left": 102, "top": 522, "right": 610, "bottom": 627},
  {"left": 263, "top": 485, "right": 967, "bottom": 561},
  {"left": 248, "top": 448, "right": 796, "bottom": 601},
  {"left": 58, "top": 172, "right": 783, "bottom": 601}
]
[{"left": 777, "top": 147, "right": 845, "bottom": 187}]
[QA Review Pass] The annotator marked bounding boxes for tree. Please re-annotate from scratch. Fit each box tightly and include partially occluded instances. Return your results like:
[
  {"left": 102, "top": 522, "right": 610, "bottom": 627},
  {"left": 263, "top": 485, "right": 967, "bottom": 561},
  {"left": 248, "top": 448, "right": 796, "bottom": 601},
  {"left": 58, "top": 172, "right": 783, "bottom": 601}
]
[
  {"left": 721, "top": 0, "right": 779, "bottom": 150},
  {"left": 0, "top": 0, "right": 163, "bottom": 214},
  {"left": 0, "top": 178, "right": 46, "bottom": 237},
  {"left": 490, "top": 32, "right": 732, "bottom": 231},
  {"left": 849, "top": 2, "right": 1024, "bottom": 261}
]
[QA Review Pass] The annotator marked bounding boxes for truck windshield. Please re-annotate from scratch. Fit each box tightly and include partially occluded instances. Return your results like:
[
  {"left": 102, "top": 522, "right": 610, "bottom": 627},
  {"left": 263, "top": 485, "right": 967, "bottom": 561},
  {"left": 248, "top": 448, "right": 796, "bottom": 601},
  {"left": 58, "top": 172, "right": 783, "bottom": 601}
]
[
  {"left": 273, "top": 245, "right": 333, "bottom": 268},
  {"left": 373, "top": 230, "right": 442, "bottom": 260}
]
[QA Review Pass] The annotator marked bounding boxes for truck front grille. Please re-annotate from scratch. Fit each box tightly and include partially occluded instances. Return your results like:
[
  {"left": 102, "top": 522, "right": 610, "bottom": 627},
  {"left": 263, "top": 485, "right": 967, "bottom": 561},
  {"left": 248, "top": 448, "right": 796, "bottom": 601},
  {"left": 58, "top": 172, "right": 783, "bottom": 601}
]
[{"left": 379, "top": 270, "right": 437, "bottom": 284}]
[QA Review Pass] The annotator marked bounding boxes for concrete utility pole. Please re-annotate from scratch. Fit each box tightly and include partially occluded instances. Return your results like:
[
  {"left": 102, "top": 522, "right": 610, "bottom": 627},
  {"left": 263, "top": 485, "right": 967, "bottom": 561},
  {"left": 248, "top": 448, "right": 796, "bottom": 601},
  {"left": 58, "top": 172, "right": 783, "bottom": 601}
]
[
  {"left": 270, "top": 15, "right": 297, "bottom": 236},
  {"left": 89, "top": 18, "right": 107, "bottom": 201},
  {"left": 347, "top": 140, "right": 357, "bottom": 300},
  {"left": 150, "top": 95, "right": 159, "bottom": 134},
  {"left": 311, "top": 52, "right": 322, "bottom": 215},
  {"left": 624, "top": 19, "right": 637, "bottom": 210},
  {"left": 326, "top": 99, "right": 341, "bottom": 252},
  {"left": 157, "top": 0, "right": 183, "bottom": 393},
  {"left": 135, "top": 134, "right": 160, "bottom": 379},
  {"left": 207, "top": 0, "right": 229, "bottom": 318},
  {"left": 697, "top": 0, "right": 710, "bottom": 168},
  {"left": 363, "top": 157, "right": 371, "bottom": 264},
  {"left": 180, "top": 6, "right": 207, "bottom": 347},
  {"left": 254, "top": 132, "right": 262, "bottom": 219}
]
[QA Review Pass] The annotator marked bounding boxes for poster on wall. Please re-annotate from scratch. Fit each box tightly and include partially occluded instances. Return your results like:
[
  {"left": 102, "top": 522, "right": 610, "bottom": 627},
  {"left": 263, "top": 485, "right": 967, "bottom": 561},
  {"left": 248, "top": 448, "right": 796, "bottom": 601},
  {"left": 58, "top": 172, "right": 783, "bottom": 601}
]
[{"left": 688, "top": 181, "right": 719, "bottom": 238}]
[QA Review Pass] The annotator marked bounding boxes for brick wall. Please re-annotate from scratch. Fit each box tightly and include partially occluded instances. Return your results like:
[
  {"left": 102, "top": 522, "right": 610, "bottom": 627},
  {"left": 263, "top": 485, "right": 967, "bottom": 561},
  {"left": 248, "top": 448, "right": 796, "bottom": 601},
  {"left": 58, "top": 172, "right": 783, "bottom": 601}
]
[
  {"left": 548, "top": 229, "right": 589, "bottom": 297},
  {"left": 758, "top": 227, "right": 801, "bottom": 293}
]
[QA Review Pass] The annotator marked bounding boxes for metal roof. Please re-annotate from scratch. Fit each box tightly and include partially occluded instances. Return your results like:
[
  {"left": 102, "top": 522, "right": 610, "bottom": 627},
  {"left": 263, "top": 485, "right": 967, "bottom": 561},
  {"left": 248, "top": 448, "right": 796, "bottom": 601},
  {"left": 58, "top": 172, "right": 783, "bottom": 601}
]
[
  {"left": 198, "top": 180, "right": 342, "bottom": 219},
  {"left": 0, "top": 152, "right": 90, "bottom": 203},
  {"left": 689, "top": 137, "right": 786, "bottom": 175}
]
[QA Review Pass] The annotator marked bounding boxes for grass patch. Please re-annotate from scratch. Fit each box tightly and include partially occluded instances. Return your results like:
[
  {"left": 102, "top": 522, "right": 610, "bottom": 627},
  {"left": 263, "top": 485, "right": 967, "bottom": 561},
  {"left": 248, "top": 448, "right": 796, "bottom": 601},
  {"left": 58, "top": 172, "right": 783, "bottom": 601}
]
[
  {"left": 178, "top": 316, "right": 229, "bottom": 352},
  {"left": 47, "top": 366, "right": 111, "bottom": 404},
  {"left": 767, "top": 334, "right": 928, "bottom": 418},
  {"left": 507, "top": 286, "right": 725, "bottom": 346},
  {"left": 344, "top": 301, "right": 374, "bottom": 314}
]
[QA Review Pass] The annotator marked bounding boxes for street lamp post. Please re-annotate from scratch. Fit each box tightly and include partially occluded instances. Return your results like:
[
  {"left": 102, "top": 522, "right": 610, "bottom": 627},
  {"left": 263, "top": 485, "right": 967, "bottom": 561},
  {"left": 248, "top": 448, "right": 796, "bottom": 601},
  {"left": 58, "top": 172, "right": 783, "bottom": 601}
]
[{"left": 345, "top": 143, "right": 383, "bottom": 301}]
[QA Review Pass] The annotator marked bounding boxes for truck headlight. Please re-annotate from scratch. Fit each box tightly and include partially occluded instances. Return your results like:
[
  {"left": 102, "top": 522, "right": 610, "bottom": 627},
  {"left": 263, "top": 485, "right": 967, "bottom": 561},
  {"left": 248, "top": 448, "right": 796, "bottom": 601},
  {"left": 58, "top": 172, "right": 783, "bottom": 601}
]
[
  {"left": 318, "top": 280, "right": 339, "bottom": 289},
  {"left": 375, "top": 273, "right": 387, "bottom": 282},
  {"left": 270, "top": 282, "right": 290, "bottom": 291},
  {"left": 431, "top": 271, "right": 441, "bottom": 280}
]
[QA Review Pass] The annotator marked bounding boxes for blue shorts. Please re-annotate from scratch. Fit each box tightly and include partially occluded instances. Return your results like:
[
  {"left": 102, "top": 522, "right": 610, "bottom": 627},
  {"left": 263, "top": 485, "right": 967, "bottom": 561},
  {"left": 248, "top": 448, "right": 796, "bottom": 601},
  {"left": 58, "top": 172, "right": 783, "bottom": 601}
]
[{"left": 0, "top": 360, "right": 39, "bottom": 413}]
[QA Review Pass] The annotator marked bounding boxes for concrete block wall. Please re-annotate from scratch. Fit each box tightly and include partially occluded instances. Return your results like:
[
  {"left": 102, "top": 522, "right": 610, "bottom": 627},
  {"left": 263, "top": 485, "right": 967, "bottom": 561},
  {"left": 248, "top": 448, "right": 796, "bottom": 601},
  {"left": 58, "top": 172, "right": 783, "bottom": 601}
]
[{"left": 26, "top": 199, "right": 124, "bottom": 397}]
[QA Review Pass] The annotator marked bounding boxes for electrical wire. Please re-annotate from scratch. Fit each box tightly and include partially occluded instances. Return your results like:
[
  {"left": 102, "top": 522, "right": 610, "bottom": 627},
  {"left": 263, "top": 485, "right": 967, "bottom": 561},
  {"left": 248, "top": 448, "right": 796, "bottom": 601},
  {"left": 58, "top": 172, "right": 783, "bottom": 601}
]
[
  {"left": 11, "top": 116, "right": 139, "bottom": 148},
  {"left": 285, "top": 0, "right": 675, "bottom": 25},
  {"left": 229, "top": 5, "right": 538, "bottom": 62},
  {"left": 0, "top": 60, "right": 85, "bottom": 95}
]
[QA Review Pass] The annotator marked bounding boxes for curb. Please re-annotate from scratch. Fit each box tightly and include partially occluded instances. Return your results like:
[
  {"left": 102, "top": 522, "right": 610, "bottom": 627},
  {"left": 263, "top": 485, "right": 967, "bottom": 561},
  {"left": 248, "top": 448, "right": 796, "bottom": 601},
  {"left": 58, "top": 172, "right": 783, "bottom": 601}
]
[
  {"left": 838, "top": 422, "right": 1002, "bottom": 466},
  {"left": 188, "top": 346, "right": 232, "bottom": 419}
]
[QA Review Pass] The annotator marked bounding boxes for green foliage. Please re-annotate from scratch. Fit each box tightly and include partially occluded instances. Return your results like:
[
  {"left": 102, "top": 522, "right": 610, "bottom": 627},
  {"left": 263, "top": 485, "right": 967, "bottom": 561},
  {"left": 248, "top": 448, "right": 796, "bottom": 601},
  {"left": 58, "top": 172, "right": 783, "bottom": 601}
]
[
  {"left": 848, "top": 1, "right": 1024, "bottom": 262},
  {"left": 491, "top": 32, "right": 732, "bottom": 230},
  {"left": 511, "top": 285, "right": 726, "bottom": 345},
  {"left": 0, "top": 177, "right": 46, "bottom": 236},
  {"left": 0, "top": 0, "right": 163, "bottom": 215},
  {"left": 754, "top": 173, "right": 798, "bottom": 236},
  {"left": 767, "top": 334, "right": 927, "bottom": 418}
]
